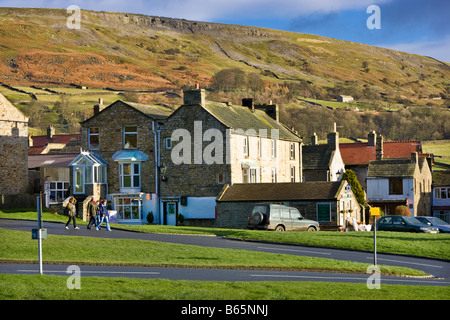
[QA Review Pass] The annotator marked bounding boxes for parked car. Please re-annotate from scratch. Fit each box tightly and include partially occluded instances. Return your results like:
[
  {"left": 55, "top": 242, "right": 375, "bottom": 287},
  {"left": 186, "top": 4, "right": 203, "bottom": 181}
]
[
  {"left": 416, "top": 216, "right": 450, "bottom": 233},
  {"left": 375, "top": 215, "right": 439, "bottom": 233},
  {"left": 247, "top": 203, "right": 320, "bottom": 231}
]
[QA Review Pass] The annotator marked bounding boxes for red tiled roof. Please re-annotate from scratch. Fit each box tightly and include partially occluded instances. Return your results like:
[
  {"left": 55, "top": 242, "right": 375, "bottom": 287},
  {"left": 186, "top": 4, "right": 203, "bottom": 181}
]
[
  {"left": 340, "top": 141, "right": 422, "bottom": 165},
  {"left": 31, "top": 134, "right": 81, "bottom": 147}
]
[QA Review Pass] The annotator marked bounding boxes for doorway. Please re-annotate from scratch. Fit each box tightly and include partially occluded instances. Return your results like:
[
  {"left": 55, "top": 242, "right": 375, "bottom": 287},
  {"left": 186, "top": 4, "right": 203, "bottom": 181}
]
[{"left": 163, "top": 201, "right": 177, "bottom": 226}]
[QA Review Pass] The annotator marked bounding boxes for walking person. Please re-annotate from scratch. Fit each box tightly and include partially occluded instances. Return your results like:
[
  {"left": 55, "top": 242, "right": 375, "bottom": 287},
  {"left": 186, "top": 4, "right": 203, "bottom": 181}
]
[
  {"left": 96, "top": 199, "right": 111, "bottom": 231},
  {"left": 87, "top": 197, "right": 98, "bottom": 229},
  {"left": 65, "top": 197, "right": 79, "bottom": 230}
]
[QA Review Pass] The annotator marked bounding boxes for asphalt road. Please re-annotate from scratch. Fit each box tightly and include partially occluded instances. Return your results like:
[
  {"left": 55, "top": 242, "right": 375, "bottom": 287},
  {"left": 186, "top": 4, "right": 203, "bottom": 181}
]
[{"left": 1, "top": 218, "right": 449, "bottom": 286}]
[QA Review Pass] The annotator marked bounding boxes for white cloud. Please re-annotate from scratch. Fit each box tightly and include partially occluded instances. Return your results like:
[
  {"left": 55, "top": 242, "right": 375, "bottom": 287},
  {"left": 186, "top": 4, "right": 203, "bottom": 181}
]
[{"left": 378, "top": 36, "right": 450, "bottom": 63}]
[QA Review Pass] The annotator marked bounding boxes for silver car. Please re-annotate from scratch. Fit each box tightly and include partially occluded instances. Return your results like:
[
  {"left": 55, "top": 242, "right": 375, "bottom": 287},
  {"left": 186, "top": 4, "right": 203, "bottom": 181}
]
[
  {"left": 247, "top": 203, "right": 320, "bottom": 231},
  {"left": 416, "top": 216, "right": 450, "bottom": 233}
]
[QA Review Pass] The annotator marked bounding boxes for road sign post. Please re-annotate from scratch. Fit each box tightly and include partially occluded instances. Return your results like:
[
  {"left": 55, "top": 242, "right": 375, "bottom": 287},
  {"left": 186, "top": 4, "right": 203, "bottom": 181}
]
[
  {"left": 370, "top": 207, "right": 380, "bottom": 266},
  {"left": 36, "top": 196, "right": 44, "bottom": 275}
]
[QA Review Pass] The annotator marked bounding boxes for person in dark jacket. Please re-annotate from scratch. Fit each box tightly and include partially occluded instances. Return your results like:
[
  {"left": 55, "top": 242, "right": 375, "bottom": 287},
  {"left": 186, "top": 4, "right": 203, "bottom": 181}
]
[
  {"left": 87, "top": 197, "right": 98, "bottom": 229},
  {"left": 65, "top": 197, "right": 79, "bottom": 230},
  {"left": 96, "top": 199, "right": 111, "bottom": 231}
]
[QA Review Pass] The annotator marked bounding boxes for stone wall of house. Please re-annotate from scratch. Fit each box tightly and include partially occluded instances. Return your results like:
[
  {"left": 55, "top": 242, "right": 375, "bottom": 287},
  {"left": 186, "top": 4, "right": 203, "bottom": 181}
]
[
  {"left": 0, "top": 93, "right": 29, "bottom": 196},
  {"left": 228, "top": 133, "right": 301, "bottom": 183},
  {"left": 160, "top": 104, "right": 231, "bottom": 198},
  {"left": 81, "top": 101, "right": 157, "bottom": 195}
]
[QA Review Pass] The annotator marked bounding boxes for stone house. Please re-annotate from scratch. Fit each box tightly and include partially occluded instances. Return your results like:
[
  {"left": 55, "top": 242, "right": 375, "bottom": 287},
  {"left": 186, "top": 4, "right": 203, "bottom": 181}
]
[
  {"left": 431, "top": 171, "right": 450, "bottom": 223},
  {"left": 75, "top": 100, "right": 171, "bottom": 223},
  {"left": 366, "top": 152, "right": 432, "bottom": 216},
  {"left": 159, "top": 88, "right": 302, "bottom": 226},
  {"left": 337, "top": 95, "right": 354, "bottom": 103},
  {"left": 0, "top": 93, "right": 29, "bottom": 206},
  {"left": 216, "top": 180, "right": 362, "bottom": 230},
  {"left": 340, "top": 131, "right": 423, "bottom": 190},
  {"left": 302, "top": 126, "right": 345, "bottom": 182},
  {"left": 28, "top": 153, "right": 78, "bottom": 209}
]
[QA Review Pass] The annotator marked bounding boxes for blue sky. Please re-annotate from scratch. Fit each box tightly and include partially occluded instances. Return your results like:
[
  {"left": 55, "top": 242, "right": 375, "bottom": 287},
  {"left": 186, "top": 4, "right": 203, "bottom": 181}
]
[{"left": 1, "top": 0, "right": 449, "bottom": 62}]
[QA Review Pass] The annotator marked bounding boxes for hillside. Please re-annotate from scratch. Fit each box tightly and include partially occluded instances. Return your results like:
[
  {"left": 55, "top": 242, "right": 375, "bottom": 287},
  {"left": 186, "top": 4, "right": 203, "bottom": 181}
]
[{"left": 0, "top": 7, "right": 449, "bottom": 139}]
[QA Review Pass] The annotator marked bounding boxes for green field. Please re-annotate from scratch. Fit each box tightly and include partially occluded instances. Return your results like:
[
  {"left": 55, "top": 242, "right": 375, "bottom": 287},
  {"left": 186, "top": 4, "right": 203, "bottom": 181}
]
[{"left": 423, "top": 140, "right": 450, "bottom": 171}]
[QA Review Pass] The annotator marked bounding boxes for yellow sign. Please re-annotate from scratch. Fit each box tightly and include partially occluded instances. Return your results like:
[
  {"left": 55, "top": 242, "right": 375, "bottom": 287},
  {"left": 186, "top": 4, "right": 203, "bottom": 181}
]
[{"left": 370, "top": 207, "right": 380, "bottom": 216}]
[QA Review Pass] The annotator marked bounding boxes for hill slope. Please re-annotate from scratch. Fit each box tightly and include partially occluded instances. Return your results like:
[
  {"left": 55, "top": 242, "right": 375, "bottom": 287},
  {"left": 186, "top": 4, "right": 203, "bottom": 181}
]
[{"left": 0, "top": 7, "right": 449, "bottom": 98}]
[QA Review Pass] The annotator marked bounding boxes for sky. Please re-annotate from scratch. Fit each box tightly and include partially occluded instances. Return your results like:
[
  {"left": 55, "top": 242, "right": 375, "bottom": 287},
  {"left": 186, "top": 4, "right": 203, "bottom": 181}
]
[{"left": 1, "top": 0, "right": 449, "bottom": 62}]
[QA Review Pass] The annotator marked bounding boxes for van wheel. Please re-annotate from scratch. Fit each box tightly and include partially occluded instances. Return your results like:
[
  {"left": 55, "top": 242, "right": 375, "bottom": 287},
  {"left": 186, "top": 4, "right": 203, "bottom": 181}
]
[
  {"left": 275, "top": 225, "right": 285, "bottom": 231},
  {"left": 307, "top": 226, "right": 317, "bottom": 231}
]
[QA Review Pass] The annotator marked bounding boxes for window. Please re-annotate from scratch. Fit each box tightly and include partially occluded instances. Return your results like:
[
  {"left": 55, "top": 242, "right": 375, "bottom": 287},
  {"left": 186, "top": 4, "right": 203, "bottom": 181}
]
[
  {"left": 45, "top": 181, "right": 69, "bottom": 205},
  {"left": 243, "top": 168, "right": 258, "bottom": 183},
  {"left": 115, "top": 197, "right": 141, "bottom": 221},
  {"left": 123, "top": 126, "right": 137, "bottom": 149},
  {"left": 243, "top": 136, "right": 249, "bottom": 157},
  {"left": 217, "top": 173, "right": 224, "bottom": 184},
  {"left": 290, "top": 166, "right": 296, "bottom": 182},
  {"left": 271, "top": 139, "right": 277, "bottom": 158},
  {"left": 120, "top": 163, "right": 140, "bottom": 189},
  {"left": 258, "top": 136, "right": 263, "bottom": 158},
  {"left": 290, "top": 143, "right": 295, "bottom": 159},
  {"left": 165, "top": 137, "right": 172, "bottom": 149},
  {"left": 88, "top": 127, "right": 99, "bottom": 150},
  {"left": 271, "top": 168, "right": 277, "bottom": 183},
  {"left": 389, "top": 178, "right": 403, "bottom": 195}
]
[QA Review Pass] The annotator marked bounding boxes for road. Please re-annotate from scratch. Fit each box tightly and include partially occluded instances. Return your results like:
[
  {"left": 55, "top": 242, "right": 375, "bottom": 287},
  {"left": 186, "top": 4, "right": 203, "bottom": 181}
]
[{"left": 1, "top": 219, "right": 449, "bottom": 286}]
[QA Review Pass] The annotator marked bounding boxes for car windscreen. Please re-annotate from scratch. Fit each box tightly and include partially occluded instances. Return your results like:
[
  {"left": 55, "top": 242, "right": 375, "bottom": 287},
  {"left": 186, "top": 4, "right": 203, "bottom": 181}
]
[{"left": 403, "top": 216, "right": 423, "bottom": 225}]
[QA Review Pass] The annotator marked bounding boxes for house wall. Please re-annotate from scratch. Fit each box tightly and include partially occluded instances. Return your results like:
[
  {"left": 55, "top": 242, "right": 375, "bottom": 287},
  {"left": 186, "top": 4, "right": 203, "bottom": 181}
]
[
  {"left": 367, "top": 177, "right": 415, "bottom": 214},
  {"left": 228, "top": 133, "right": 301, "bottom": 183},
  {"left": 0, "top": 94, "right": 29, "bottom": 196},
  {"left": 81, "top": 101, "right": 157, "bottom": 196}
]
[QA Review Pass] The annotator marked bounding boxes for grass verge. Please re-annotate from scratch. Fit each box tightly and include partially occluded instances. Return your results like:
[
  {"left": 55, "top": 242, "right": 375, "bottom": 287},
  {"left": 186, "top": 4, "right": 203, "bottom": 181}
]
[
  {"left": 1, "top": 274, "right": 449, "bottom": 300},
  {"left": 0, "top": 228, "right": 426, "bottom": 276},
  {"left": 1, "top": 210, "right": 449, "bottom": 260}
]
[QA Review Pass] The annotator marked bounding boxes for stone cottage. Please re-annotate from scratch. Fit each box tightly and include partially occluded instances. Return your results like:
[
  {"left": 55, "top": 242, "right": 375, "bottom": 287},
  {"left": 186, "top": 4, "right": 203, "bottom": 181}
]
[
  {"left": 159, "top": 87, "right": 303, "bottom": 226},
  {"left": 0, "top": 93, "right": 29, "bottom": 206},
  {"left": 75, "top": 100, "right": 172, "bottom": 223},
  {"left": 216, "top": 180, "right": 362, "bottom": 230},
  {"left": 302, "top": 125, "right": 345, "bottom": 182},
  {"left": 366, "top": 152, "right": 432, "bottom": 216}
]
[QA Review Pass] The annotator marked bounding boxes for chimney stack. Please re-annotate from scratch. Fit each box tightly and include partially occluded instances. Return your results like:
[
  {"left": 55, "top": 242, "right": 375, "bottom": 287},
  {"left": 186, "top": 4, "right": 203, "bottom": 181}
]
[
  {"left": 411, "top": 152, "right": 418, "bottom": 164},
  {"left": 311, "top": 132, "right": 318, "bottom": 145},
  {"left": 242, "top": 98, "right": 254, "bottom": 112},
  {"left": 47, "top": 125, "right": 55, "bottom": 139},
  {"left": 183, "top": 85, "right": 205, "bottom": 107},
  {"left": 376, "top": 135, "right": 384, "bottom": 160},
  {"left": 368, "top": 130, "right": 376, "bottom": 147},
  {"left": 327, "top": 130, "right": 339, "bottom": 150},
  {"left": 94, "top": 98, "right": 104, "bottom": 115}
]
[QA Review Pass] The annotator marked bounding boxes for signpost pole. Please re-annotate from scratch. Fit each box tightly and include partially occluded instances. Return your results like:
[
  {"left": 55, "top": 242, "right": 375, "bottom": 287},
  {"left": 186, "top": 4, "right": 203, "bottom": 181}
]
[
  {"left": 370, "top": 207, "right": 379, "bottom": 266},
  {"left": 37, "top": 196, "right": 43, "bottom": 275}
]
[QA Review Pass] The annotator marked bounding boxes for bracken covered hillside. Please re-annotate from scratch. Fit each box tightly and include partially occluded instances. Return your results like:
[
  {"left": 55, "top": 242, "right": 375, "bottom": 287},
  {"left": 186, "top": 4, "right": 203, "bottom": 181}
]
[{"left": 0, "top": 7, "right": 449, "bottom": 99}]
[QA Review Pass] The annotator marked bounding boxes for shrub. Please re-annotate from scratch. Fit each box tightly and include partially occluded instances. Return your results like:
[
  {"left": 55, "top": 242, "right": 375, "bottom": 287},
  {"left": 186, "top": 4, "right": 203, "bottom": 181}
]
[{"left": 394, "top": 205, "right": 411, "bottom": 216}]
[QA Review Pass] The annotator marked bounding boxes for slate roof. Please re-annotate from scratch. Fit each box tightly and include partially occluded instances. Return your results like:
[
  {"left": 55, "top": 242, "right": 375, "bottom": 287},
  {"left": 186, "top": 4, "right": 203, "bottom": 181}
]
[
  {"left": 203, "top": 101, "right": 301, "bottom": 141},
  {"left": 367, "top": 158, "right": 419, "bottom": 178},
  {"left": 28, "top": 153, "right": 79, "bottom": 169},
  {"left": 82, "top": 100, "right": 171, "bottom": 124},
  {"left": 340, "top": 141, "right": 422, "bottom": 165},
  {"left": 217, "top": 182, "right": 343, "bottom": 202},
  {"left": 302, "top": 145, "right": 334, "bottom": 170}
]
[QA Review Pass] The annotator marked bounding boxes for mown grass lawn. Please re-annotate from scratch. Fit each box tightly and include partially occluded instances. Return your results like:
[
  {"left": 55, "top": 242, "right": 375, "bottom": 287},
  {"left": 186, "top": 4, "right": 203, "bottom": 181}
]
[
  {"left": 1, "top": 210, "right": 449, "bottom": 260},
  {"left": 1, "top": 274, "right": 448, "bottom": 300},
  {"left": 0, "top": 228, "right": 424, "bottom": 276}
]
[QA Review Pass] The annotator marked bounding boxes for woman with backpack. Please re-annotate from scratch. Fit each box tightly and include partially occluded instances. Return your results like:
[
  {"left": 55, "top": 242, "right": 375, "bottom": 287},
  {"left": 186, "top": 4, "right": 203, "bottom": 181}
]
[{"left": 65, "top": 196, "right": 79, "bottom": 230}]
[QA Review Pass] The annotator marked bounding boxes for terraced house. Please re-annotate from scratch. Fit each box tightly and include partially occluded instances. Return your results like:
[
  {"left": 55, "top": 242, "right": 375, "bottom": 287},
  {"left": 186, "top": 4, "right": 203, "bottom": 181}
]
[
  {"left": 75, "top": 99, "right": 171, "bottom": 224},
  {"left": 76, "top": 88, "right": 302, "bottom": 226},
  {"left": 159, "top": 88, "right": 302, "bottom": 226}
]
